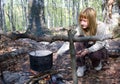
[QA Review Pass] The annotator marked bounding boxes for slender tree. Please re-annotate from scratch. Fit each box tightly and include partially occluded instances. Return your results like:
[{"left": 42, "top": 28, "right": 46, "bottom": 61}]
[
  {"left": 21, "top": 0, "right": 28, "bottom": 30},
  {"left": 10, "top": 0, "right": 16, "bottom": 31},
  {"left": 0, "top": 0, "right": 7, "bottom": 33},
  {"left": 2, "top": 3, "right": 7, "bottom": 33},
  {"left": 0, "top": 0, "right": 2, "bottom": 30}
]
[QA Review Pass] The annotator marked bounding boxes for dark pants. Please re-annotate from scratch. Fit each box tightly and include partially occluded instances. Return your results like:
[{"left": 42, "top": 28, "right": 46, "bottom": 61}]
[{"left": 75, "top": 41, "right": 107, "bottom": 68}]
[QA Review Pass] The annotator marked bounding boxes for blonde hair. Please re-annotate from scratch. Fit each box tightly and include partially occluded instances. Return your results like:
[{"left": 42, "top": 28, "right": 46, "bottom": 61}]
[{"left": 79, "top": 7, "right": 97, "bottom": 36}]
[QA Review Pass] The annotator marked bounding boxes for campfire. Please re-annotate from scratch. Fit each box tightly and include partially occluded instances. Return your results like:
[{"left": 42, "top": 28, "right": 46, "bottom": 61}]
[{"left": 27, "top": 70, "right": 65, "bottom": 84}]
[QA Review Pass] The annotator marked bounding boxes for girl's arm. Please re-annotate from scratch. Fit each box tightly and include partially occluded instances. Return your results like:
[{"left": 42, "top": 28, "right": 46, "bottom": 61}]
[{"left": 87, "top": 23, "right": 107, "bottom": 53}]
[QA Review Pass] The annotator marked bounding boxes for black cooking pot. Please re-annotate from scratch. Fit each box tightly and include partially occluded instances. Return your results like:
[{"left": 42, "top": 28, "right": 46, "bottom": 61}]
[{"left": 29, "top": 50, "right": 53, "bottom": 72}]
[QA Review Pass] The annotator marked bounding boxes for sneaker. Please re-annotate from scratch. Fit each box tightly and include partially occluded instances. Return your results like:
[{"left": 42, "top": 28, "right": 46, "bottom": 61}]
[
  {"left": 94, "top": 61, "right": 102, "bottom": 71},
  {"left": 77, "top": 66, "right": 86, "bottom": 77}
]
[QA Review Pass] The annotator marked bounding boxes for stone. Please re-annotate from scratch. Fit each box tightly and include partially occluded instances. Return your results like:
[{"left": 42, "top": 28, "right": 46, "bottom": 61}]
[{"left": 3, "top": 71, "right": 20, "bottom": 84}]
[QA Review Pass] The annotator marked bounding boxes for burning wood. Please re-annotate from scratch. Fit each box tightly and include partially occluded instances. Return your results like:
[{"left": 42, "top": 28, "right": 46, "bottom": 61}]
[{"left": 26, "top": 70, "right": 65, "bottom": 84}]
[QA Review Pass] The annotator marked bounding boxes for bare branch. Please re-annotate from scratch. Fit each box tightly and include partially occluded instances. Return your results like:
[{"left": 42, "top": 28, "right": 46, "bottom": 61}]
[{"left": 0, "top": 31, "right": 112, "bottom": 42}]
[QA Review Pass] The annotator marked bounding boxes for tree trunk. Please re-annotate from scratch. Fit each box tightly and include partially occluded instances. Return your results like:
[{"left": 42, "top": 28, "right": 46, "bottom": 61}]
[
  {"left": 26, "top": 0, "right": 45, "bottom": 36},
  {"left": 0, "top": 0, "right": 2, "bottom": 30},
  {"left": 10, "top": 0, "right": 16, "bottom": 31},
  {"left": 0, "top": 0, "right": 7, "bottom": 33},
  {"left": 116, "top": 0, "right": 120, "bottom": 14},
  {"left": 2, "top": 4, "right": 7, "bottom": 33},
  {"left": 21, "top": 0, "right": 28, "bottom": 30},
  {"left": 103, "top": 0, "right": 115, "bottom": 23}
]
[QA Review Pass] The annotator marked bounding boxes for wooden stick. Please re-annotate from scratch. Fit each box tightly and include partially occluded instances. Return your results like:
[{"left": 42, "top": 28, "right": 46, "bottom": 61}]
[
  {"left": 68, "top": 29, "right": 78, "bottom": 84},
  {"left": 26, "top": 70, "right": 59, "bottom": 84}
]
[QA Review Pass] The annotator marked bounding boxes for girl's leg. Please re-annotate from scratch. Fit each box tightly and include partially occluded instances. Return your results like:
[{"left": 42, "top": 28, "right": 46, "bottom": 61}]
[
  {"left": 89, "top": 48, "right": 107, "bottom": 68},
  {"left": 75, "top": 42, "right": 87, "bottom": 77},
  {"left": 75, "top": 42, "right": 86, "bottom": 66}
]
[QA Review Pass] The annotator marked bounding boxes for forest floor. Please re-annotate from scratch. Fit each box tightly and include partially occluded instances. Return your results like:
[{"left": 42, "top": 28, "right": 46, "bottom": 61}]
[{"left": 0, "top": 31, "right": 120, "bottom": 84}]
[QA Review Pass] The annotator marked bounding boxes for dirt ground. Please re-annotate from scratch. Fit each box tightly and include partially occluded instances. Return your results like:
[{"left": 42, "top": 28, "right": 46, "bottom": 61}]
[{"left": 0, "top": 35, "right": 120, "bottom": 84}]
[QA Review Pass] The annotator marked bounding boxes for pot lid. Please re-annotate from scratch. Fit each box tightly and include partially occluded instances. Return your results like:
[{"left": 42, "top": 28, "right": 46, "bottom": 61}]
[{"left": 29, "top": 50, "right": 52, "bottom": 57}]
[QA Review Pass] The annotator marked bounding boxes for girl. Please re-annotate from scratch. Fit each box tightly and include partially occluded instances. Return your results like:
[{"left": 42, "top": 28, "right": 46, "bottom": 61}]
[{"left": 76, "top": 7, "right": 107, "bottom": 77}]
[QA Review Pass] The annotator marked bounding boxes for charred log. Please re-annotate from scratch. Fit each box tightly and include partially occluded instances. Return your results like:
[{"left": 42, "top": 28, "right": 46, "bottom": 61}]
[{"left": 0, "top": 48, "right": 30, "bottom": 62}]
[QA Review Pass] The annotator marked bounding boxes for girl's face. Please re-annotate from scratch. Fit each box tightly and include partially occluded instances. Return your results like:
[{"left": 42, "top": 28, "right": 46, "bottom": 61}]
[{"left": 79, "top": 18, "right": 89, "bottom": 29}]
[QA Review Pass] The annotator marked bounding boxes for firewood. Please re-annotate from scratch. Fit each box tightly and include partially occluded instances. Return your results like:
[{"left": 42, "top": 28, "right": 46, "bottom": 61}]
[{"left": 26, "top": 70, "right": 59, "bottom": 84}]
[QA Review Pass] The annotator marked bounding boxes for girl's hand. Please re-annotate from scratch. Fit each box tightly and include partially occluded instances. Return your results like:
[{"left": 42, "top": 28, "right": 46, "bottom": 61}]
[{"left": 76, "top": 49, "right": 89, "bottom": 57}]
